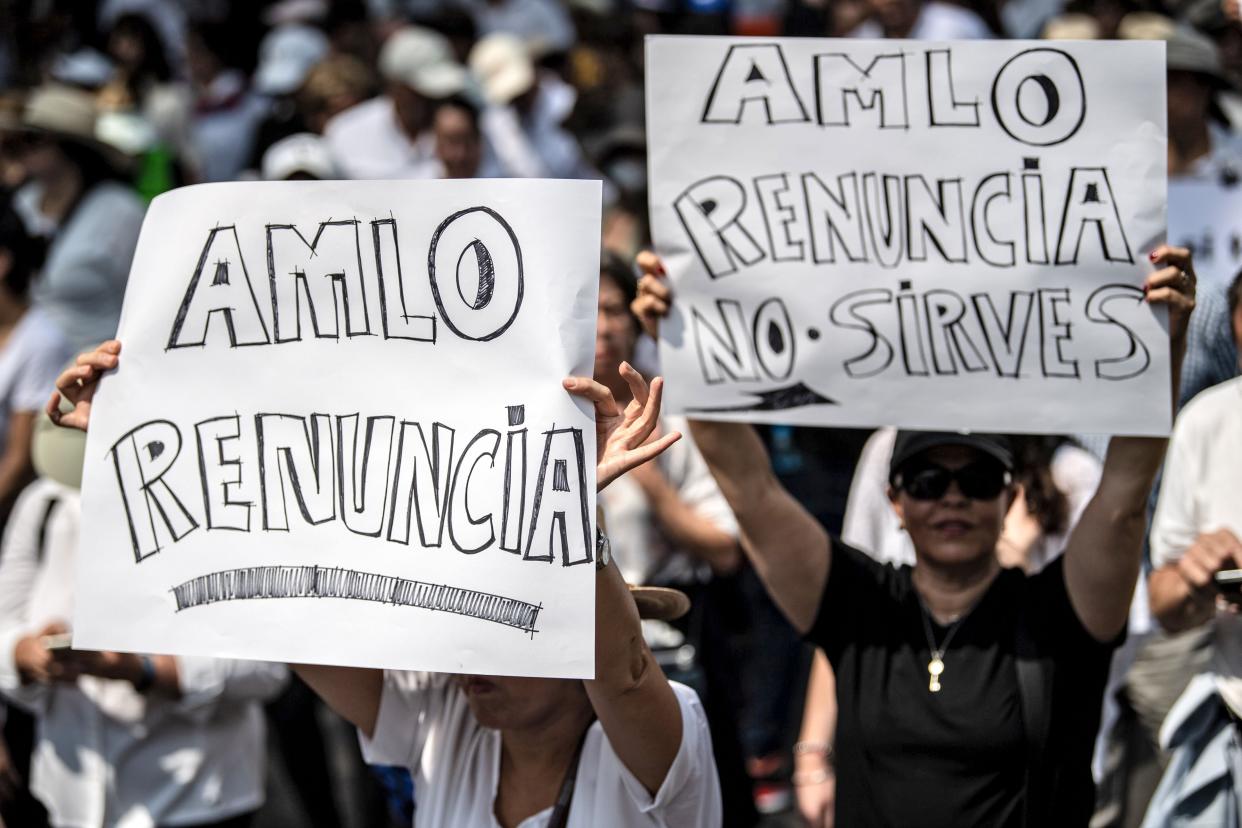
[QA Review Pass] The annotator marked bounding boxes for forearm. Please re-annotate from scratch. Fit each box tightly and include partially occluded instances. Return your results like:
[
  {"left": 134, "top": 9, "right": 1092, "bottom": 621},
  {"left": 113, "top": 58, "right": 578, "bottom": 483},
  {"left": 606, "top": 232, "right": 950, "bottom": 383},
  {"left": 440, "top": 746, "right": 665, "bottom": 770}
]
[
  {"left": 638, "top": 475, "right": 740, "bottom": 573},
  {"left": 586, "top": 559, "right": 681, "bottom": 795},
  {"left": 1149, "top": 564, "right": 1216, "bottom": 632},
  {"left": 1063, "top": 437, "right": 1167, "bottom": 641},
  {"left": 689, "top": 419, "right": 830, "bottom": 632},
  {"left": 798, "top": 650, "right": 836, "bottom": 752},
  {"left": 292, "top": 663, "right": 383, "bottom": 736}
]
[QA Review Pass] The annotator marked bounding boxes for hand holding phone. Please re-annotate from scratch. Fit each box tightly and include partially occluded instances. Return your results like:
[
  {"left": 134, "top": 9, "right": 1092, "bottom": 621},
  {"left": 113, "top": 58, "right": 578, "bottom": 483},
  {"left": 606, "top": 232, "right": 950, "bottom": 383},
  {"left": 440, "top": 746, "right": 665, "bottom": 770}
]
[{"left": 1214, "top": 569, "right": 1242, "bottom": 604}]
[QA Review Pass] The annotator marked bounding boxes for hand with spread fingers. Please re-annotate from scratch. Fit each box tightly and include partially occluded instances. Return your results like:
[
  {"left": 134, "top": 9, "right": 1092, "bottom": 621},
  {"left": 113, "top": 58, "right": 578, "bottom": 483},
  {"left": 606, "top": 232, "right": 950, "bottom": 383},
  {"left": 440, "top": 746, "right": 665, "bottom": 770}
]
[
  {"left": 46, "top": 340, "right": 121, "bottom": 433},
  {"left": 563, "top": 361, "right": 681, "bottom": 492}
]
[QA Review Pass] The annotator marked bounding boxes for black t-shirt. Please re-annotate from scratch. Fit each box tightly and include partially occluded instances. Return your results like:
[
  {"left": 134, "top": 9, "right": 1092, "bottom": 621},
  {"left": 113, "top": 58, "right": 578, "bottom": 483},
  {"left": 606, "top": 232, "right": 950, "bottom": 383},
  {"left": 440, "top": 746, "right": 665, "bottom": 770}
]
[{"left": 809, "top": 541, "right": 1118, "bottom": 828}]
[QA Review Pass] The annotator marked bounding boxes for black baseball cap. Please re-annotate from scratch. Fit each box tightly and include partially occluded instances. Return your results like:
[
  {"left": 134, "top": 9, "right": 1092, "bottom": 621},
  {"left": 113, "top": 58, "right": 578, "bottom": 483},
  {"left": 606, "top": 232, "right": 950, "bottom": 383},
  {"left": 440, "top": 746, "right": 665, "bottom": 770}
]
[{"left": 889, "top": 431, "right": 1014, "bottom": 480}]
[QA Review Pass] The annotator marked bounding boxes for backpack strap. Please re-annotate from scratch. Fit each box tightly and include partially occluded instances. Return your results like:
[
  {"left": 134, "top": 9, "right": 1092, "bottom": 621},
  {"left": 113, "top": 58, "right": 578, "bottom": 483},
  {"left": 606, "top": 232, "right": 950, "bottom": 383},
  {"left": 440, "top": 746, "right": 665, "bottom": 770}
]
[
  {"left": 34, "top": 495, "right": 61, "bottom": 565},
  {"left": 1014, "top": 597, "right": 1054, "bottom": 827}
]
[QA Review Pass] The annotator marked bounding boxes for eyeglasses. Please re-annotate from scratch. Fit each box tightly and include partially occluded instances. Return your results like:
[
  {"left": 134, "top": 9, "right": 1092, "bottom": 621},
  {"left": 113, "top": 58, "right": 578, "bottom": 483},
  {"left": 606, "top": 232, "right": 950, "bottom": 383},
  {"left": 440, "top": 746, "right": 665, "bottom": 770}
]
[{"left": 893, "top": 461, "right": 1012, "bottom": 501}]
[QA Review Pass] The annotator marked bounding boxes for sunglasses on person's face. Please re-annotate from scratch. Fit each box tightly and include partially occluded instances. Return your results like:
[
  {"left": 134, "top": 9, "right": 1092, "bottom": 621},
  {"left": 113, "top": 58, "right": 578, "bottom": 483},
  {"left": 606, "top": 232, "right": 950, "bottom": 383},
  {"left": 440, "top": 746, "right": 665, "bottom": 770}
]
[{"left": 894, "top": 461, "right": 1012, "bottom": 501}]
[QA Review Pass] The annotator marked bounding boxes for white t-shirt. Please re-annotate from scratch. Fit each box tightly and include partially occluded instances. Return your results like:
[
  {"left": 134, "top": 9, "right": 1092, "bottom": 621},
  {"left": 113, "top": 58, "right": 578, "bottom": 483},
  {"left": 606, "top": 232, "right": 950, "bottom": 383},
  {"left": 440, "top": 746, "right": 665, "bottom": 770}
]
[
  {"left": 1151, "top": 376, "right": 1242, "bottom": 717},
  {"left": 324, "top": 97, "right": 439, "bottom": 181},
  {"left": 850, "top": 1, "right": 992, "bottom": 39},
  {"left": 599, "top": 416, "right": 738, "bottom": 586},
  {"left": 0, "top": 309, "right": 72, "bottom": 455},
  {"left": 0, "top": 479, "right": 288, "bottom": 828},
  {"left": 360, "top": 672, "right": 722, "bottom": 827}
]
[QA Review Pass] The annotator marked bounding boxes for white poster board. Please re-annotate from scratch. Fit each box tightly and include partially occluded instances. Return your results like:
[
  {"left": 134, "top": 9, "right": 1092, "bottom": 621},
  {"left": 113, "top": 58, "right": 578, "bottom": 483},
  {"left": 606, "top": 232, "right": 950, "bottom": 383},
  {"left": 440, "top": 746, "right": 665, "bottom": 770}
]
[
  {"left": 1169, "top": 178, "right": 1242, "bottom": 293},
  {"left": 75, "top": 179, "right": 603, "bottom": 678},
  {"left": 647, "top": 37, "right": 1170, "bottom": 435}
]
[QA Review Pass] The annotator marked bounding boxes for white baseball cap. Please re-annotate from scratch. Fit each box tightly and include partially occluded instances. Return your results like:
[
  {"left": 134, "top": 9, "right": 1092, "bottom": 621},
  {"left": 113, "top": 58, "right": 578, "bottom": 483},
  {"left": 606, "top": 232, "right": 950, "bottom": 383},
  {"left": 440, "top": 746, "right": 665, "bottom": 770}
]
[
  {"left": 378, "top": 26, "right": 469, "bottom": 99},
  {"left": 254, "top": 24, "right": 330, "bottom": 96},
  {"left": 261, "top": 132, "right": 338, "bottom": 180},
  {"left": 469, "top": 34, "right": 536, "bottom": 106}
]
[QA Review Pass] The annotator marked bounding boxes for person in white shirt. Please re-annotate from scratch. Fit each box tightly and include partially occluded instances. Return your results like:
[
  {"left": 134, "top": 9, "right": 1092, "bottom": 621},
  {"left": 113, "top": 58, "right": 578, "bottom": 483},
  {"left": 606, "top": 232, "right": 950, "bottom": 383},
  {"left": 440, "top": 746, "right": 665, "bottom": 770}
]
[
  {"left": 0, "top": 400, "right": 288, "bottom": 828},
  {"left": 47, "top": 341, "right": 723, "bottom": 828},
  {"left": 469, "top": 35, "right": 596, "bottom": 181},
  {"left": 427, "top": 97, "right": 505, "bottom": 180},
  {"left": 324, "top": 26, "right": 471, "bottom": 181},
  {"left": 1144, "top": 271, "right": 1242, "bottom": 826}
]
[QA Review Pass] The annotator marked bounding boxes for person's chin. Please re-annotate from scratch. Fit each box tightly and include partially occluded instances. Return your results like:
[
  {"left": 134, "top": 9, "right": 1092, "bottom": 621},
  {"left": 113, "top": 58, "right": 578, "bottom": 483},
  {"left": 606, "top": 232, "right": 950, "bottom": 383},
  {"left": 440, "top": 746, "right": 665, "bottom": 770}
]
[{"left": 919, "top": 542, "right": 993, "bottom": 570}]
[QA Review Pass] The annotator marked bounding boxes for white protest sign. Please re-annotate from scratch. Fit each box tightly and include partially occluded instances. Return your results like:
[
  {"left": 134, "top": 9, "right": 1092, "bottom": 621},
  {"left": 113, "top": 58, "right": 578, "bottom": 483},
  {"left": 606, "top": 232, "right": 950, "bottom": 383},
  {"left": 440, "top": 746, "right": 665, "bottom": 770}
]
[
  {"left": 1169, "top": 178, "right": 1242, "bottom": 293},
  {"left": 647, "top": 37, "right": 1170, "bottom": 435},
  {"left": 75, "top": 179, "right": 602, "bottom": 678}
]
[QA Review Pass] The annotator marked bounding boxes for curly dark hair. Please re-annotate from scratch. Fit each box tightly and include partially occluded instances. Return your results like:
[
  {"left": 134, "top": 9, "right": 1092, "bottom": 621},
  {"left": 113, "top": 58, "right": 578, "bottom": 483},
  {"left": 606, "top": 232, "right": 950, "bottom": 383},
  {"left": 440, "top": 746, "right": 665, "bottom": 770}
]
[{"left": 1007, "top": 435, "right": 1072, "bottom": 537}]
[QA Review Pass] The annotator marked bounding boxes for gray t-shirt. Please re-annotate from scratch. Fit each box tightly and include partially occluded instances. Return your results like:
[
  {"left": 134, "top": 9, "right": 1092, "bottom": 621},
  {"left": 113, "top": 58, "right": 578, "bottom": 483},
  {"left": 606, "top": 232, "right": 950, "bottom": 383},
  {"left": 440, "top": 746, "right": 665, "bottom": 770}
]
[
  {"left": 19, "top": 181, "right": 145, "bottom": 353},
  {"left": 0, "top": 308, "right": 73, "bottom": 454}
]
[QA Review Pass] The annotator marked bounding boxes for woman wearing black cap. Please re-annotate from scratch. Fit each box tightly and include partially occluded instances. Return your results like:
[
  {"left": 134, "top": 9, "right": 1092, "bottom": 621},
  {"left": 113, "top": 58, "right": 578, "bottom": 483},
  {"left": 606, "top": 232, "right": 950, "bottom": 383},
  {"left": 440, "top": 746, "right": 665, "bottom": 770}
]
[{"left": 632, "top": 246, "right": 1197, "bottom": 827}]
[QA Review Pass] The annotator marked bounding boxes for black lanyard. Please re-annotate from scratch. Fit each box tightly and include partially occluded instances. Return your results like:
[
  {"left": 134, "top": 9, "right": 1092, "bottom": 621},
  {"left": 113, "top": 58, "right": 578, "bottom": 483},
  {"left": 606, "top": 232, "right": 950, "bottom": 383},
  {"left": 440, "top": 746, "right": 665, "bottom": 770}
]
[{"left": 545, "top": 723, "right": 592, "bottom": 828}]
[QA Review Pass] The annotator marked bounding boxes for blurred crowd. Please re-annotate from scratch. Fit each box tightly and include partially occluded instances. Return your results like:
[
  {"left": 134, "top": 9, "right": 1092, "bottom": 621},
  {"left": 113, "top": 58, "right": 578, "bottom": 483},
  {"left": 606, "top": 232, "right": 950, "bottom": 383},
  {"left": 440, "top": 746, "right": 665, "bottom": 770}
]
[{"left": 0, "top": 0, "right": 1236, "bottom": 827}]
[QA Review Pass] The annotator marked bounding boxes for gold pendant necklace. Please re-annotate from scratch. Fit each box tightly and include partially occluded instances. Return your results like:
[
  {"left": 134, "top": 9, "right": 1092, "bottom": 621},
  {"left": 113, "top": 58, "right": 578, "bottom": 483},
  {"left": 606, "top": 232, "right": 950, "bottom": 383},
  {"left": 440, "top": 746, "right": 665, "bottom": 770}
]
[
  {"left": 927, "top": 652, "right": 945, "bottom": 692},
  {"left": 917, "top": 597, "right": 968, "bottom": 694}
]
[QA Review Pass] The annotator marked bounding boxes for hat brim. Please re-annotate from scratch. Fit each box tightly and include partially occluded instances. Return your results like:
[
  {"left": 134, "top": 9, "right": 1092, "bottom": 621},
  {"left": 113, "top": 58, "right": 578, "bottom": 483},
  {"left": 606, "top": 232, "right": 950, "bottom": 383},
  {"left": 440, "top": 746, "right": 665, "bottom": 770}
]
[
  {"left": 889, "top": 431, "right": 1014, "bottom": 478},
  {"left": 629, "top": 585, "right": 691, "bottom": 621},
  {"left": 6, "top": 122, "right": 135, "bottom": 175}
]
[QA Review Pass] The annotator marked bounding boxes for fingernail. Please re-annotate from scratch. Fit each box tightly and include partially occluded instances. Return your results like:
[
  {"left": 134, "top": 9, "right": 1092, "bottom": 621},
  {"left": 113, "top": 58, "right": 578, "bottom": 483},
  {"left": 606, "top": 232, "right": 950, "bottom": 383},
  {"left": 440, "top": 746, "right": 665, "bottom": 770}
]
[
  {"left": 656, "top": 263, "right": 666, "bottom": 275},
  {"left": 1149, "top": 250, "right": 1158, "bottom": 261},
  {"left": 1142, "top": 284, "right": 1150, "bottom": 295}
]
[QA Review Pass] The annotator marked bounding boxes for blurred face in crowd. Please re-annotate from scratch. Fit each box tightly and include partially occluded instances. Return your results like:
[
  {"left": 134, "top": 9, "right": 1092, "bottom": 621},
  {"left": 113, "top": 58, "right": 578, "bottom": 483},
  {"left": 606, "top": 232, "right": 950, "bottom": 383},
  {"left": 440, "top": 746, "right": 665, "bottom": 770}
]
[
  {"left": 434, "top": 103, "right": 481, "bottom": 179},
  {"left": 869, "top": 0, "right": 921, "bottom": 35},
  {"left": 186, "top": 32, "right": 222, "bottom": 90},
  {"left": 389, "top": 83, "right": 433, "bottom": 140},
  {"left": 1167, "top": 70, "right": 1212, "bottom": 134},
  {"left": 456, "top": 674, "right": 590, "bottom": 731},
  {"left": 595, "top": 273, "right": 638, "bottom": 383},
  {"left": 889, "top": 445, "right": 1015, "bottom": 571},
  {"left": 11, "top": 133, "right": 69, "bottom": 183},
  {"left": 109, "top": 27, "right": 146, "bottom": 74}
]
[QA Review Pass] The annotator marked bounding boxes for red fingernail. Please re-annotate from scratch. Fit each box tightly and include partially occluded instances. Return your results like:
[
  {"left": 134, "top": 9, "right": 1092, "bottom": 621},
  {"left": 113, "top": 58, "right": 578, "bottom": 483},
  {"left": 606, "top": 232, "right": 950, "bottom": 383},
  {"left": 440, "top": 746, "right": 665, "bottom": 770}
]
[
  {"left": 1149, "top": 250, "right": 1158, "bottom": 261},
  {"left": 1143, "top": 284, "right": 1150, "bottom": 295},
  {"left": 657, "top": 264, "right": 666, "bottom": 275}
]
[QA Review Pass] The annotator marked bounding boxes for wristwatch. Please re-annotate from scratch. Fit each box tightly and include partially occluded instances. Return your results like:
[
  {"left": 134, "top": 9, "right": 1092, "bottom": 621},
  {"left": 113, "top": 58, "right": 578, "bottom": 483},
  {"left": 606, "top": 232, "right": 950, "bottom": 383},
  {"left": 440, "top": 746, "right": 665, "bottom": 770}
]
[{"left": 595, "top": 527, "right": 612, "bottom": 571}]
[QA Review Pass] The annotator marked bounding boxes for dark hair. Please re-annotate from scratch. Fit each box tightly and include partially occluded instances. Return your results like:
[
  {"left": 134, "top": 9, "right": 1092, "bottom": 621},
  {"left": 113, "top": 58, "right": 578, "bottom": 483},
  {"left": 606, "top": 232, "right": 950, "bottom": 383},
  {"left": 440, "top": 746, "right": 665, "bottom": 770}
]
[
  {"left": 1229, "top": 268, "right": 1242, "bottom": 321},
  {"left": 434, "top": 95, "right": 481, "bottom": 134},
  {"left": 110, "top": 12, "right": 173, "bottom": 85},
  {"left": 1007, "top": 435, "right": 1071, "bottom": 537},
  {"left": 58, "top": 139, "right": 126, "bottom": 188},
  {"left": 0, "top": 200, "right": 38, "bottom": 298},
  {"left": 599, "top": 250, "right": 638, "bottom": 309}
]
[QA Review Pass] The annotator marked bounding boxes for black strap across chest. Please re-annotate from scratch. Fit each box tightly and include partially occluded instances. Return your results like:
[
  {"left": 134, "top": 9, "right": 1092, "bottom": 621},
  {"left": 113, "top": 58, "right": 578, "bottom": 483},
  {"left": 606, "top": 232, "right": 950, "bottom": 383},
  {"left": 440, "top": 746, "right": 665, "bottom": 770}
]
[{"left": 544, "top": 722, "right": 592, "bottom": 828}]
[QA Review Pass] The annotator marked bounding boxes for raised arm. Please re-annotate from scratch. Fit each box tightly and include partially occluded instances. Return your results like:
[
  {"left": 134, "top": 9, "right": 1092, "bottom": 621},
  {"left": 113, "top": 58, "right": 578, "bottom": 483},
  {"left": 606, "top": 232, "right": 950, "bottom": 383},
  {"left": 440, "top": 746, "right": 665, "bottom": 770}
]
[
  {"left": 565, "top": 365, "right": 684, "bottom": 794},
  {"left": 633, "top": 254, "right": 830, "bottom": 633},
  {"left": 1063, "top": 246, "right": 1196, "bottom": 642}
]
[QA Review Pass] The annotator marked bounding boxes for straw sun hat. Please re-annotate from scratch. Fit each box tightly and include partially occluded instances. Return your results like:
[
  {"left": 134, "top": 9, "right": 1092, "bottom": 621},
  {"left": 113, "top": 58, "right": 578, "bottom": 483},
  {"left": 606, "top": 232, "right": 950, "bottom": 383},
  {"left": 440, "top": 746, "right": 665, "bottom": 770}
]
[{"left": 4, "top": 83, "right": 132, "bottom": 171}]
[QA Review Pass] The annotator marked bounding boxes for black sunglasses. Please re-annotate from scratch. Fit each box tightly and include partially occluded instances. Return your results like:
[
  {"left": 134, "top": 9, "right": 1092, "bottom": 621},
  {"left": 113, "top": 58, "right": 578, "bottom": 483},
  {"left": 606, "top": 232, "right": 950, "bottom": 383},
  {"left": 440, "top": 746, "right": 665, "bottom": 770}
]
[{"left": 893, "top": 461, "right": 1012, "bottom": 501}]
